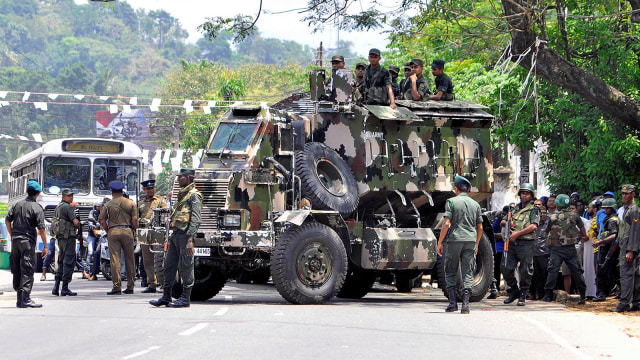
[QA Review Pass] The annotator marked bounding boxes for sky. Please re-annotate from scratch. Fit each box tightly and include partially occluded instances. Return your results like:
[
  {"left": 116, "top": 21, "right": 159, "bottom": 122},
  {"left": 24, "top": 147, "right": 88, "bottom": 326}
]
[{"left": 75, "top": 0, "right": 394, "bottom": 58}]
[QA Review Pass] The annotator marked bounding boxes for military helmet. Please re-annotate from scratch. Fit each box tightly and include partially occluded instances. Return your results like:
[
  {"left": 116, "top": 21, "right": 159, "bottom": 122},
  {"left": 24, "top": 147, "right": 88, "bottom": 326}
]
[
  {"left": 556, "top": 194, "right": 570, "bottom": 208},
  {"left": 517, "top": 183, "right": 535, "bottom": 196},
  {"left": 601, "top": 198, "right": 617, "bottom": 210}
]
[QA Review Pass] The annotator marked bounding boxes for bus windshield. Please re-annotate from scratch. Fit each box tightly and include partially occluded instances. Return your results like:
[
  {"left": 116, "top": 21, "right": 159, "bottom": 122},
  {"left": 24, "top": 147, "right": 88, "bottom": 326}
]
[
  {"left": 208, "top": 122, "right": 259, "bottom": 152},
  {"left": 93, "top": 158, "right": 140, "bottom": 195},
  {"left": 43, "top": 157, "right": 91, "bottom": 195}
]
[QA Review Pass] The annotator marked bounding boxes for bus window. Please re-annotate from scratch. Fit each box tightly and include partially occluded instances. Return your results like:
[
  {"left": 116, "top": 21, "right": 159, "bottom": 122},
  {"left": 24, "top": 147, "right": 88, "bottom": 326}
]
[
  {"left": 94, "top": 158, "right": 140, "bottom": 195},
  {"left": 43, "top": 158, "right": 91, "bottom": 195}
]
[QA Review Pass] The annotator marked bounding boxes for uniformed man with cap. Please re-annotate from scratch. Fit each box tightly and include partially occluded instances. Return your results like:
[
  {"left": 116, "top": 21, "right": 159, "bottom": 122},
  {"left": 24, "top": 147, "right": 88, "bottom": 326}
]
[
  {"left": 593, "top": 198, "right": 620, "bottom": 302},
  {"left": 501, "top": 182, "right": 540, "bottom": 306},
  {"left": 540, "top": 194, "right": 588, "bottom": 305},
  {"left": 354, "top": 62, "right": 366, "bottom": 103},
  {"left": 99, "top": 180, "right": 138, "bottom": 295},
  {"left": 388, "top": 65, "right": 401, "bottom": 98},
  {"left": 437, "top": 175, "right": 483, "bottom": 314},
  {"left": 610, "top": 184, "right": 640, "bottom": 312},
  {"left": 399, "top": 62, "right": 413, "bottom": 100},
  {"left": 138, "top": 179, "right": 168, "bottom": 293},
  {"left": 330, "top": 55, "right": 345, "bottom": 71},
  {"left": 364, "top": 48, "right": 397, "bottom": 108},
  {"left": 406, "top": 58, "right": 430, "bottom": 101},
  {"left": 5, "top": 180, "right": 48, "bottom": 308},
  {"left": 150, "top": 168, "right": 202, "bottom": 308},
  {"left": 429, "top": 59, "right": 455, "bottom": 101},
  {"left": 51, "top": 188, "right": 80, "bottom": 297}
]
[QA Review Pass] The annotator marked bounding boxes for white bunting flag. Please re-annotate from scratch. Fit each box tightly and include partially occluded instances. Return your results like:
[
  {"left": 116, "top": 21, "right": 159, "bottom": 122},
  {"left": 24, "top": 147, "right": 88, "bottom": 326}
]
[
  {"left": 32, "top": 133, "right": 43, "bottom": 142},
  {"left": 141, "top": 149, "right": 149, "bottom": 164},
  {"left": 162, "top": 149, "right": 171, "bottom": 164},
  {"left": 129, "top": 97, "right": 137, "bottom": 105},
  {"left": 17, "top": 135, "right": 29, "bottom": 141},
  {"left": 183, "top": 99, "right": 192, "bottom": 108},
  {"left": 74, "top": 95, "right": 85, "bottom": 100},
  {"left": 48, "top": 94, "right": 59, "bottom": 100},
  {"left": 0, "top": 101, "right": 9, "bottom": 107},
  {"left": 208, "top": 101, "right": 216, "bottom": 108},
  {"left": 260, "top": 102, "right": 268, "bottom": 107},
  {"left": 203, "top": 106, "right": 211, "bottom": 114},
  {"left": 185, "top": 105, "right": 193, "bottom": 114},
  {"left": 34, "top": 102, "right": 48, "bottom": 111},
  {"left": 123, "top": 105, "right": 132, "bottom": 113},
  {"left": 99, "top": 96, "right": 109, "bottom": 101},
  {"left": 0, "top": 91, "right": 7, "bottom": 98},
  {"left": 22, "top": 92, "right": 30, "bottom": 101},
  {"left": 192, "top": 149, "right": 204, "bottom": 168},
  {"left": 170, "top": 150, "right": 184, "bottom": 170},
  {"left": 152, "top": 151, "right": 162, "bottom": 174},
  {"left": 109, "top": 104, "right": 118, "bottom": 114},
  {"left": 0, "top": 168, "right": 2, "bottom": 183},
  {"left": 150, "top": 98, "right": 161, "bottom": 112},
  {"left": 234, "top": 101, "right": 243, "bottom": 105}
]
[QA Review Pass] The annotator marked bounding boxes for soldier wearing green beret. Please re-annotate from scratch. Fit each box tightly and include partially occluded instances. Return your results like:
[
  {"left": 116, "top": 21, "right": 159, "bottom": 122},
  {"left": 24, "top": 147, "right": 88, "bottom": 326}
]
[
  {"left": 610, "top": 184, "right": 640, "bottom": 312},
  {"left": 541, "top": 194, "right": 588, "bottom": 304},
  {"left": 150, "top": 168, "right": 202, "bottom": 308},
  {"left": 501, "top": 182, "right": 540, "bottom": 306},
  {"left": 437, "top": 175, "right": 483, "bottom": 314}
]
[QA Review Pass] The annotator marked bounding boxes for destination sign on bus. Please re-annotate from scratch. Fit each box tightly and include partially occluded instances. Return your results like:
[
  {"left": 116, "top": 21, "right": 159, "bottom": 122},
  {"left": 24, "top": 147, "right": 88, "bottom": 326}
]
[{"left": 62, "top": 140, "right": 123, "bottom": 153}]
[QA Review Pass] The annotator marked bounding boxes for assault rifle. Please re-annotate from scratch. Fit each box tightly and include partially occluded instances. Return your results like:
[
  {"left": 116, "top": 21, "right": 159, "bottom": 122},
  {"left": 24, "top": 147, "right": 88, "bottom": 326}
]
[{"left": 599, "top": 239, "right": 619, "bottom": 269}]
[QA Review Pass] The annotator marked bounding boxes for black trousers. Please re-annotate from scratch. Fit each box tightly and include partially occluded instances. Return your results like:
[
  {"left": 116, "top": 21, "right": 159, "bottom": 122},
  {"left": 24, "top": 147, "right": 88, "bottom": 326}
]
[
  {"left": 530, "top": 254, "right": 550, "bottom": 298},
  {"left": 10, "top": 238, "right": 36, "bottom": 295}
]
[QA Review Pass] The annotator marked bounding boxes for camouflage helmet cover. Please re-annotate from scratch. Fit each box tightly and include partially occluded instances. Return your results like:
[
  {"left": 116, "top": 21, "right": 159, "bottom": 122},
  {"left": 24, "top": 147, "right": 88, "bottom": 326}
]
[
  {"left": 518, "top": 182, "right": 535, "bottom": 196},
  {"left": 601, "top": 198, "right": 617, "bottom": 210},
  {"left": 556, "top": 194, "right": 570, "bottom": 208}
]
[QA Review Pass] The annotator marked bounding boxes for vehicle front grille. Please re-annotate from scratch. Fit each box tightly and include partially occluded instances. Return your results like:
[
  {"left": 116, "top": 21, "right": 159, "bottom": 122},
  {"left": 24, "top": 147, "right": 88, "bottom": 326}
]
[{"left": 171, "top": 178, "right": 229, "bottom": 232}]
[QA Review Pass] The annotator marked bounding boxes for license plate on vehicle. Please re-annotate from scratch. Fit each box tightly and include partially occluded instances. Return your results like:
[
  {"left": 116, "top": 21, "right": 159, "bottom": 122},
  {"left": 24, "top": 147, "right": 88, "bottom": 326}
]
[{"left": 194, "top": 247, "right": 210, "bottom": 257}]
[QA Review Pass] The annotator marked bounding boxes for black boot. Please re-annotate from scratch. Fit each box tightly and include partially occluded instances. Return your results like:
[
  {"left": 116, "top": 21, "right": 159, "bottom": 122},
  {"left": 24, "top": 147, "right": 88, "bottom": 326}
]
[
  {"left": 61, "top": 281, "right": 77, "bottom": 296},
  {"left": 487, "top": 281, "right": 499, "bottom": 299},
  {"left": 577, "top": 289, "right": 586, "bottom": 305},
  {"left": 541, "top": 289, "right": 553, "bottom": 302},
  {"left": 445, "top": 289, "right": 458, "bottom": 312},
  {"left": 142, "top": 287, "right": 157, "bottom": 293},
  {"left": 149, "top": 286, "right": 172, "bottom": 307},
  {"left": 461, "top": 290, "right": 470, "bottom": 314},
  {"left": 21, "top": 293, "right": 43, "bottom": 308},
  {"left": 168, "top": 287, "right": 191, "bottom": 308},
  {"left": 517, "top": 291, "right": 526, "bottom": 306},
  {"left": 16, "top": 290, "right": 23, "bottom": 308},
  {"left": 503, "top": 288, "right": 520, "bottom": 304},
  {"left": 52, "top": 277, "right": 61, "bottom": 296}
]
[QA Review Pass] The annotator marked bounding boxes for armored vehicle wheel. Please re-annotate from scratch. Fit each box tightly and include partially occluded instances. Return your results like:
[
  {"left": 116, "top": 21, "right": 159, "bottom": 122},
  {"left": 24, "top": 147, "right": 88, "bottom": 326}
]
[
  {"left": 336, "top": 266, "right": 376, "bottom": 299},
  {"left": 271, "top": 222, "right": 348, "bottom": 304},
  {"left": 394, "top": 270, "right": 423, "bottom": 293},
  {"left": 171, "top": 269, "right": 226, "bottom": 301},
  {"left": 436, "top": 232, "right": 493, "bottom": 302},
  {"left": 295, "top": 142, "right": 359, "bottom": 216}
]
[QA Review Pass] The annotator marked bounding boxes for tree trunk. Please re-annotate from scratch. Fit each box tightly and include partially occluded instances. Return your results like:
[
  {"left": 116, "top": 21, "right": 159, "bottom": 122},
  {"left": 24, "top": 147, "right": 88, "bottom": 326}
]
[{"left": 502, "top": 0, "right": 640, "bottom": 131}]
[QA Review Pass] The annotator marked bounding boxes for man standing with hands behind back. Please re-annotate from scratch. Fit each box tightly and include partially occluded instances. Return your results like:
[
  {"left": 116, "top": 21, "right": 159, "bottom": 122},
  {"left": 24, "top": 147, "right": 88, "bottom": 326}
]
[{"left": 437, "top": 175, "right": 483, "bottom": 314}]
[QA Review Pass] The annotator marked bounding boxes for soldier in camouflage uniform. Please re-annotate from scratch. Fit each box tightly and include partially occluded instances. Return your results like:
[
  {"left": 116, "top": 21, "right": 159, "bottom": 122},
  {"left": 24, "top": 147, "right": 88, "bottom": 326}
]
[
  {"left": 399, "top": 62, "right": 413, "bottom": 100},
  {"left": 388, "top": 65, "right": 401, "bottom": 98},
  {"left": 502, "top": 183, "right": 540, "bottom": 306},
  {"left": 429, "top": 59, "right": 455, "bottom": 101},
  {"left": 610, "top": 184, "right": 640, "bottom": 312},
  {"left": 52, "top": 188, "right": 80, "bottom": 297},
  {"left": 150, "top": 168, "right": 202, "bottom": 308},
  {"left": 364, "top": 48, "right": 396, "bottom": 108},
  {"left": 138, "top": 179, "right": 168, "bottom": 293},
  {"left": 437, "top": 176, "right": 483, "bottom": 314},
  {"left": 593, "top": 198, "right": 619, "bottom": 302},
  {"left": 541, "top": 194, "right": 587, "bottom": 304},
  {"left": 405, "top": 58, "right": 430, "bottom": 101}
]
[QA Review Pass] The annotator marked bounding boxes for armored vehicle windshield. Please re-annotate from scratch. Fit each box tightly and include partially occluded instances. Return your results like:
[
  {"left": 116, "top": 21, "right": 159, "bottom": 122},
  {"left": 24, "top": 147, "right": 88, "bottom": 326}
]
[{"left": 208, "top": 122, "right": 260, "bottom": 153}]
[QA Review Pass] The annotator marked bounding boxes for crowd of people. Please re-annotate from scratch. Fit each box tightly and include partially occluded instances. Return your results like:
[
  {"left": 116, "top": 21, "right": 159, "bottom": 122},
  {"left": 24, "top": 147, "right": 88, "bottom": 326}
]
[
  {"left": 487, "top": 185, "right": 640, "bottom": 312},
  {"left": 327, "top": 48, "right": 455, "bottom": 108}
]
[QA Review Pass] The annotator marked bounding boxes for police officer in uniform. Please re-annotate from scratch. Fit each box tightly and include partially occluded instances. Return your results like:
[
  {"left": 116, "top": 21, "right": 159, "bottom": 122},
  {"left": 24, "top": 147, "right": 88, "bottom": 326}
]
[
  {"left": 5, "top": 180, "right": 47, "bottom": 308},
  {"left": 437, "top": 176, "right": 483, "bottom": 314},
  {"left": 611, "top": 184, "right": 640, "bottom": 312},
  {"left": 52, "top": 188, "right": 80, "bottom": 297},
  {"left": 99, "top": 181, "right": 138, "bottom": 295},
  {"left": 138, "top": 179, "right": 168, "bottom": 293},
  {"left": 541, "top": 194, "right": 588, "bottom": 304},
  {"left": 501, "top": 183, "right": 540, "bottom": 306},
  {"left": 150, "top": 168, "right": 202, "bottom": 308}
]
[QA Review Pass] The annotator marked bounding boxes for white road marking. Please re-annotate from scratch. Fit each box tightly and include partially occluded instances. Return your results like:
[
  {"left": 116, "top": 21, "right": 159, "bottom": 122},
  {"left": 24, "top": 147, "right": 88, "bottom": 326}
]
[
  {"left": 224, "top": 295, "right": 233, "bottom": 301},
  {"left": 122, "top": 346, "right": 160, "bottom": 359},
  {"left": 214, "top": 307, "right": 229, "bottom": 316},
  {"left": 521, "top": 316, "right": 591, "bottom": 360},
  {"left": 179, "top": 323, "right": 208, "bottom": 336}
]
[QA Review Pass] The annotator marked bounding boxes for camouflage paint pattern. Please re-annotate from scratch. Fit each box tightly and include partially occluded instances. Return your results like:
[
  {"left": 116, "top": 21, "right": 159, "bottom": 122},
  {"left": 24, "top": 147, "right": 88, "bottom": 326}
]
[{"left": 546, "top": 209, "right": 582, "bottom": 246}]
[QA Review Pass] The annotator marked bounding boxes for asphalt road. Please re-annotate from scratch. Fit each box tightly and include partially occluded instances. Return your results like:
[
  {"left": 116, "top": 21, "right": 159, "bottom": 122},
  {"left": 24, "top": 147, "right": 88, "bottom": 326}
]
[{"left": 1, "top": 272, "right": 639, "bottom": 360}]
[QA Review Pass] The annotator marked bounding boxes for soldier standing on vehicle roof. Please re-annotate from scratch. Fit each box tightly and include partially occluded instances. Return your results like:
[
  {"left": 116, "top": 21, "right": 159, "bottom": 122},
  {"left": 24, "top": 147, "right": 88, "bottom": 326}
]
[
  {"left": 138, "top": 179, "right": 168, "bottom": 293},
  {"left": 388, "top": 65, "right": 401, "bottom": 98},
  {"left": 5, "top": 180, "right": 48, "bottom": 308},
  {"left": 501, "top": 182, "right": 540, "bottom": 306},
  {"left": 51, "top": 188, "right": 80, "bottom": 297},
  {"left": 541, "top": 194, "right": 588, "bottom": 305},
  {"left": 364, "top": 48, "right": 397, "bottom": 109},
  {"left": 406, "top": 59, "right": 431, "bottom": 101},
  {"left": 353, "top": 62, "right": 366, "bottom": 104},
  {"left": 437, "top": 176, "right": 483, "bottom": 314},
  {"left": 429, "top": 59, "right": 455, "bottom": 101},
  {"left": 610, "top": 184, "right": 640, "bottom": 312},
  {"left": 150, "top": 168, "right": 202, "bottom": 308},
  {"left": 399, "top": 62, "right": 413, "bottom": 100},
  {"left": 99, "top": 180, "right": 138, "bottom": 295}
]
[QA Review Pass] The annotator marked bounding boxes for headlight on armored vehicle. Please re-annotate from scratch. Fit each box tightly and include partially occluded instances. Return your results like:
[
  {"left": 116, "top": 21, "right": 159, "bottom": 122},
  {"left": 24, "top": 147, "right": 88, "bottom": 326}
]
[{"left": 218, "top": 210, "right": 241, "bottom": 230}]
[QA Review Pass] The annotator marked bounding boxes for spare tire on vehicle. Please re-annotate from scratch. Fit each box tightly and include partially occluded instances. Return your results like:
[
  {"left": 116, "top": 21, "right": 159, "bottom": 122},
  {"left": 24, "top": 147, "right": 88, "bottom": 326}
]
[{"left": 295, "top": 142, "right": 359, "bottom": 216}]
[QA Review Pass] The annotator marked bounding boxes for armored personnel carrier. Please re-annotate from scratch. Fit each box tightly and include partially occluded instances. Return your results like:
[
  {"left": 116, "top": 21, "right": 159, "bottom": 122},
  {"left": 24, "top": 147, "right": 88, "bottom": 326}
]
[{"left": 145, "top": 69, "right": 495, "bottom": 304}]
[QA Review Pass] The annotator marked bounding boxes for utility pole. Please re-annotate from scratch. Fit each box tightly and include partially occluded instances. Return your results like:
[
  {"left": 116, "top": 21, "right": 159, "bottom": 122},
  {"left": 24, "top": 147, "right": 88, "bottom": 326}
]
[{"left": 315, "top": 42, "right": 323, "bottom": 67}]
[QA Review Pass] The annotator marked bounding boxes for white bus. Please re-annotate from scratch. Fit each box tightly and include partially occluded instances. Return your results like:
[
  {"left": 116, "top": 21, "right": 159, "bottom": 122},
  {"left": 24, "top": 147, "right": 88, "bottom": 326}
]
[{"left": 8, "top": 138, "right": 143, "bottom": 258}]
